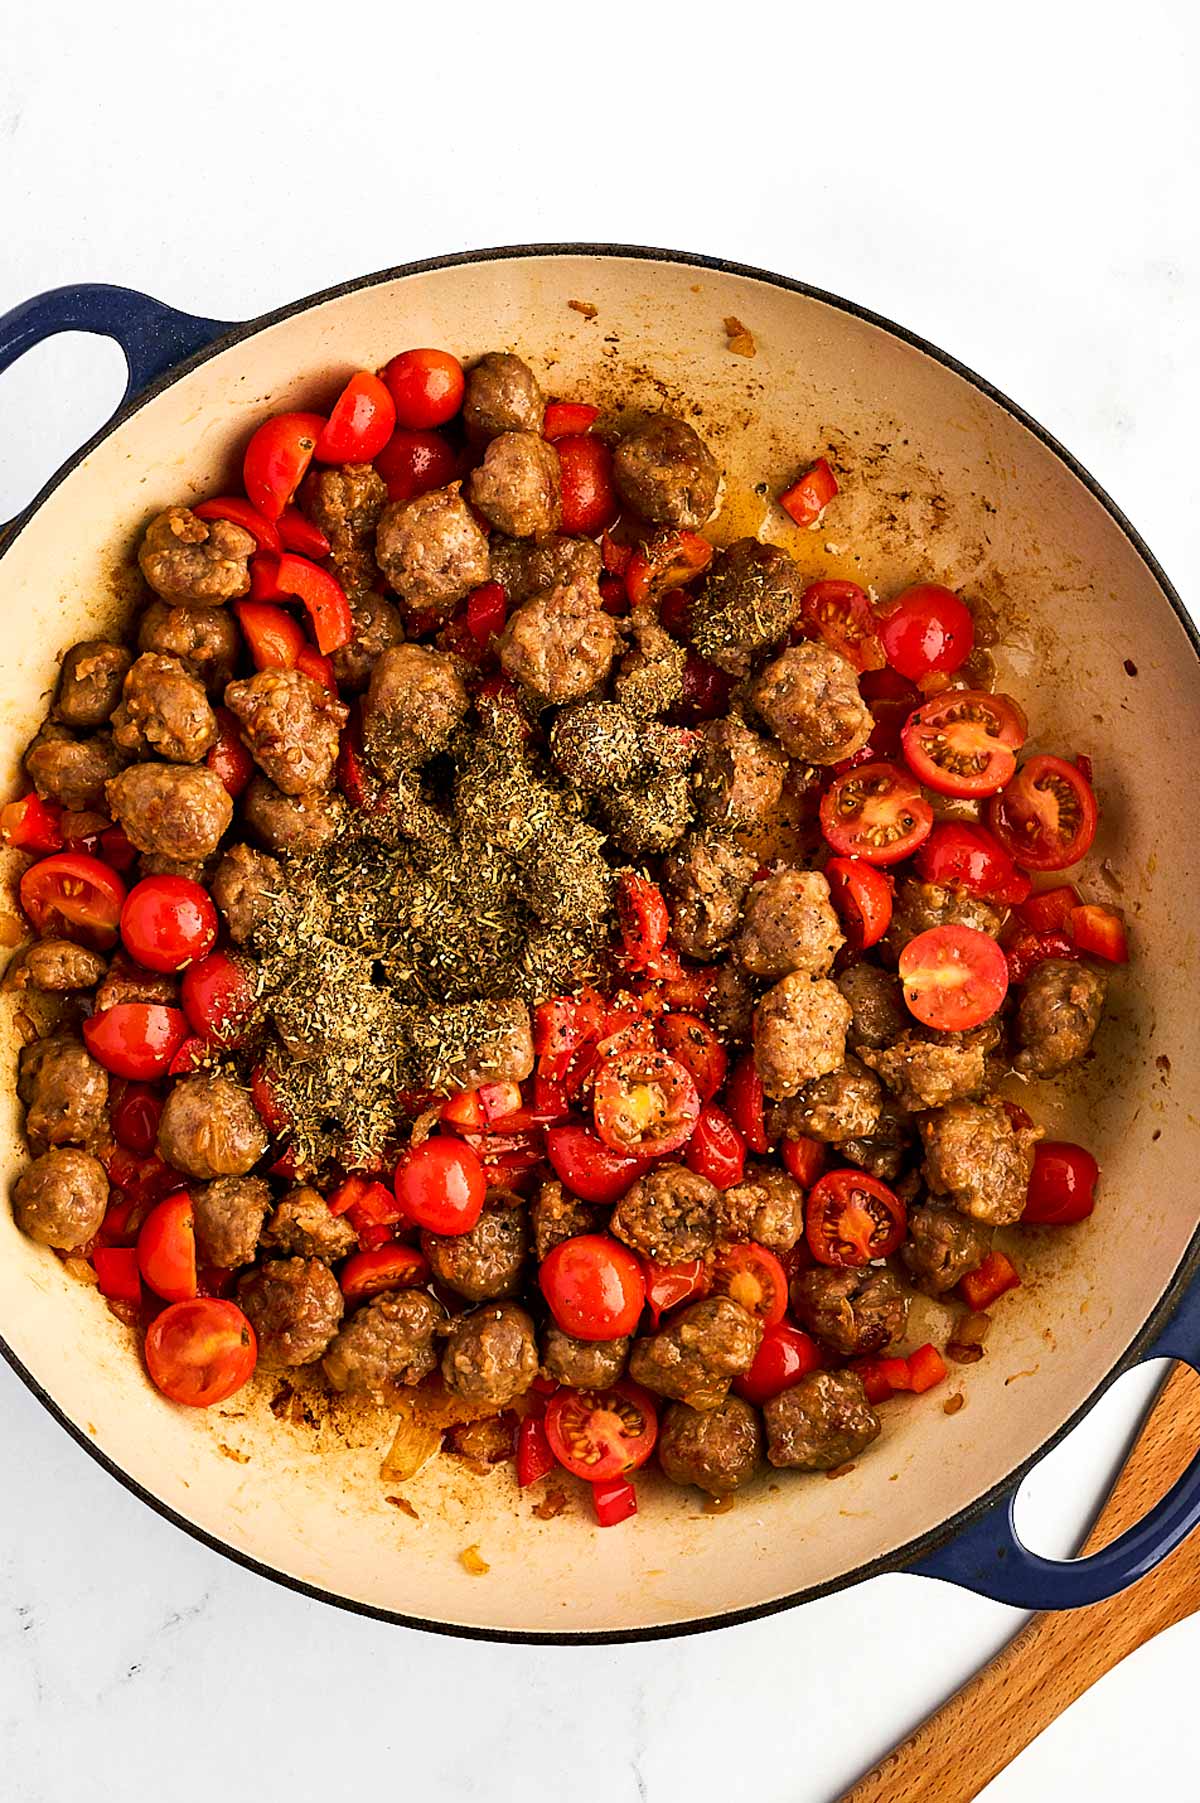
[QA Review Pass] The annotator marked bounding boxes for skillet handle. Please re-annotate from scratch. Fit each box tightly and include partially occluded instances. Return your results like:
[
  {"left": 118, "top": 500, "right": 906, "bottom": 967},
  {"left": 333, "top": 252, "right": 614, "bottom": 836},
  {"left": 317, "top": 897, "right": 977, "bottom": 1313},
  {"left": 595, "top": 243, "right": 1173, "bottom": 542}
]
[
  {"left": 0, "top": 283, "right": 234, "bottom": 533},
  {"left": 911, "top": 1269, "right": 1200, "bottom": 1608}
]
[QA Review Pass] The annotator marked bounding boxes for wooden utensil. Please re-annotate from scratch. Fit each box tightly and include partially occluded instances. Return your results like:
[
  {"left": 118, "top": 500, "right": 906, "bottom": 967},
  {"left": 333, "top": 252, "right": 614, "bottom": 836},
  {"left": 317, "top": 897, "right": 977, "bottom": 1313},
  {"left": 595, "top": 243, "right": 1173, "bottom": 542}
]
[{"left": 840, "top": 1361, "right": 1200, "bottom": 1803}]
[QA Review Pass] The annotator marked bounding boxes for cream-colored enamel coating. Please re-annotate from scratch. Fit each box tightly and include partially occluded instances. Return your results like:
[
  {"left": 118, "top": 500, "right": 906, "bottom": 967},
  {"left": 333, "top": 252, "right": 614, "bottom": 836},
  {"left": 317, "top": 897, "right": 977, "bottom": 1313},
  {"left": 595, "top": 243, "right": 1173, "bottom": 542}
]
[{"left": 0, "top": 253, "right": 1196, "bottom": 1636}]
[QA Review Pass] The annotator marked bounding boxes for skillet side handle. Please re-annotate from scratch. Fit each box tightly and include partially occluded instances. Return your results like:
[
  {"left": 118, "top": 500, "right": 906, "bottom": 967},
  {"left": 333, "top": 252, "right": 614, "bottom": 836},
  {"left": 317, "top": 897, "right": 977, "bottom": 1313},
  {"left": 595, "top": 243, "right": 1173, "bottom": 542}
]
[{"left": 909, "top": 1269, "right": 1200, "bottom": 1609}]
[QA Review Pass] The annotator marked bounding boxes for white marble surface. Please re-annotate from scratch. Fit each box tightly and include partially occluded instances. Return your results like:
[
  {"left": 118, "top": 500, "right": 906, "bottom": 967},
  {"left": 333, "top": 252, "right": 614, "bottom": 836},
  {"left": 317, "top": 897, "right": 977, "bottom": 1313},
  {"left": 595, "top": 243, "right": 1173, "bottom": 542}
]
[{"left": 1, "top": 3, "right": 1198, "bottom": 1797}]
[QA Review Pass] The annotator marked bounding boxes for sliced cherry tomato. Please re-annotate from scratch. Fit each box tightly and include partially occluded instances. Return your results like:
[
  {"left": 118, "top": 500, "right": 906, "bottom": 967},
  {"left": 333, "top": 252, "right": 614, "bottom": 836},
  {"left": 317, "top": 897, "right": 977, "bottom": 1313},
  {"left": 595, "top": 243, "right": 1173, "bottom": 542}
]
[
  {"left": 273, "top": 553, "right": 354, "bottom": 655},
  {"left": 725, "top": 1052, "right": 769, "bottom": 1155},
  {"left": 2, "top": 791, "right": 65, "bottom": 854},
  {"left": 181, "top": 950, "right": 257, "bottom": 1045},
  {"left": 111, "top": 1083, "right": 163, "bottom": 1158},
  {"left": 734, "top": 1320, "right": 823, "bottom": 1404},
  {"left": 382, "top": 348, "right": 464, "bottom": 429},
  {"left": 545, "top": 1123, "right": 645, "bottom": 1206},
  {"left": 193, "top": 495, "right": 282, "bottom": 555},
  {"left": 556, "top": 434, "right": 618, "bottom": 535},
  {"left": 539, "top": 1234, "right": 646, "bottom": 1341},
  {"left": 902, "top": 691, "right": 1027, "bottom": 798},
  {"left": 167, "top": 1034, "right": 210, "bottom": 1077},
  {"left": 1016, "top": 885, "right": 1081, "bottom": 934},
  {"left": 544, "top": 1380, "right": 658, "bottom": 1481},
  {"left": 820, "top": 762, "right": 933, "bottom": 866},
  {"left": 781, "top": 1136, "right": 826, "bottom": 1187},
  {"left": 878, "top": 583, "right": 973, "bottom": 681},
  {"left": 591, "top": 1475, "right": 638, "bottom": 1526},
  {"left": 93, "top": 1245, "right": 142, "bottom": 1304},
  {"left": 206, "top": 705, "right": 256, "bottom": 798},
  {"left": 958, "top": 1249, "right": 1021, "bottom": 1311},
  {"left": 1068, "top": 903, "right": 1128, "bottom": 963},
  {"left": 234, "top": 599, "right": 307, "bottom": 670},
  {"left": 915, "top": 820, "right": 1032, "bottom": 905},
  {"left": 243, "top": 411, "right": 326, "bottom": 520},
  {"left": 641, "top": 1257, "right": 708, "bottom": 1328},
  {"left": 1004, "top": 928, "right": 1079, "bottom": 985},
  {"left": 315, "top": 370, "right": 396, "bottom": 464},
  {"left": 544, "top": 401, "right": 599, "bottom": 440},
  {"left": 374, "top": 427, "right": 458, "bottom": 502},
  {"left": 779, "top": 457, "right": 838, "bottom": 528},
  {"left": 899, "top": 923, "right": 1009, "bottom": 1032},
  {"left": 19, "top": 851, "right": 125, "bottom": 949},
  {"left": 625, "top": 530, "right": 713, "bottom": 607},
  {"left": 1023, "top": 1140, "right": 1099, "bottom": 1225},
  {"left": 907, "top": 1343, "right": 947, "bottom": 1393},
  {"left": 806, "top": 1169, "right": 907, "bottom": 1267},
  {"left": 615, "top": 871, "right": 670, "bottom": 968},
  {"left": 276, "top": 505, "right": 331, "bottom": 559},
  {"left": 655, "top": 1014, "right": 727, "bottom": 1102},
  {"left": 534, "top": 993, "right": 605, "bottom": 1087},
  {"left": 517, "top": 1416, "right": 557, "bottom": 1487},
  {"left": 83, "top": 1003, "right": 190, "bottom": 1080},
  {"left": 137, "top": 1191, "right": 197, "bottom": 1302},
  {"left": 989, "top": 754, "right": 1099, "bottom": 871},
  {"left": 708, "top": 1243, "right": 788, "bottom": 1326},
  {"left": 824, "top": 856, "right": 893, "bottom": 950},
  {"left": 339, "top": 1244, "right": 429, "bottom": 1306},
  {"left": 683, "top": 1102, "right": 745, "bottom": 1191},
  {"left": 794, "top": 580, "right": 884, "bottom": 673},
  {"left": 120, "top": 875, "right": 217, "bottom": 973},
  {"left": 593, "top": 1041, "right": 699, "bottom": 1158},
  {"left": 144, "top": 1297, "right": 257, "bottom": 1407},
  {"left": 395, "top": 1135, "right": 485, "bottom": 1234}
]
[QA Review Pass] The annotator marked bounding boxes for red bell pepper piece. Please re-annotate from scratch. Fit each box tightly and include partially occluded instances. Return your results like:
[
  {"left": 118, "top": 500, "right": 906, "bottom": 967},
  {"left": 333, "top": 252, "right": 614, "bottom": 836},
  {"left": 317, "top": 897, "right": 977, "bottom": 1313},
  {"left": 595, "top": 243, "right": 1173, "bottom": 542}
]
[
  {"left": 441, "top": 1088, "right": 488, "bottom": 1130},
  {"left": 93, "top": 1246, "right": 142, "bottom": 1303},
  {"left": 1016, "top": 885, "right": 1081, "bottom": 935},
  {"left": 958, "top": 1249, "right": 1022, "bottom": 1312},
  {"left": 725, "top": 1053, "right": 769, "bottom": 1155},
  {"left": 1068, "top": 904, "right": 1129, "bottom": 963},
  {"left": 591, "top": 1476, "right": 638, "bottom": 1527},
  {"left": 99, "top": 825, "right": 138, "bottom": 873},
  {"left": 247, "top": 553, "right": 288, "bottom": 601},
  {"left": 517, "top": 1416, "right": 556, "bottom": 1486},
  {"left": 642, "top": 1258, "right": 708, "bottom": 1328},
  {"left": 206, "top": 706, "right": 256, "bottom": 799},
  {"left": 465, "top": 581, "right": 507, "bottom": 647},
  {"left": 296, "top": 646, "right": 338, "bottom": 693},
  {"left": 1, "top": 792, "right": 64, "bottom": 854},
  {"left": 1004, "top": 929, "right": 1080, "bottom": 986},
  {"left": 853, "top": 1354, "right": 914, "bottom": 1406},
  {"left": 193, "top": 496, "right": 282, "bottom": 555},
  {"left": 234, "top": 600, "right": 307, "bottom": 671},
  {"left": 781, "top": 1136, "right": 825, "bottom": 1188},
  {"left": 907, "top": 1343, "right": 948, "bottom": 1394},
  {"left": 277, "top": 505, "right": 331, "bottom": 559},
  {"left": 274, "top": 553, "right": 354, "bottom": 654},
  {"left": 779, "top": 457, "right": 839, "bottom": 529}
]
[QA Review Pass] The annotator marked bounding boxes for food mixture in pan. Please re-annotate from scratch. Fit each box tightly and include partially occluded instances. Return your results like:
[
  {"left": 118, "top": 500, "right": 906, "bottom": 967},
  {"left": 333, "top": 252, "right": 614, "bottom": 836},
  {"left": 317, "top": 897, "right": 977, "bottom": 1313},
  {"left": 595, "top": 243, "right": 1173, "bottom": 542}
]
[{"left": 2, "top": 344, "right": 1127, "bottom": 1525}]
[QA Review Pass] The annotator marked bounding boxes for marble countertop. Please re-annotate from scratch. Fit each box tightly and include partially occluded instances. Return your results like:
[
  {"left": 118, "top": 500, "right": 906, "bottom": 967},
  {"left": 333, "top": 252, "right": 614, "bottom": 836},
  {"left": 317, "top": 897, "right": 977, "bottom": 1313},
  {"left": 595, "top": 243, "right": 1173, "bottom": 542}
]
[{"left": 2, "top": 3, "right": 1197, "bottom": 1797}]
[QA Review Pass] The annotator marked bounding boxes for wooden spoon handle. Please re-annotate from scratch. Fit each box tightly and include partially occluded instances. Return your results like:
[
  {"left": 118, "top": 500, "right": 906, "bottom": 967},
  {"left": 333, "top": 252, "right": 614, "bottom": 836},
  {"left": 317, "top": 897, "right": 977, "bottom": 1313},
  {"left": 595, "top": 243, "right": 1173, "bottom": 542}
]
[{"left": 839, "top": 1363, "right": 1200, "bottom": 1803}]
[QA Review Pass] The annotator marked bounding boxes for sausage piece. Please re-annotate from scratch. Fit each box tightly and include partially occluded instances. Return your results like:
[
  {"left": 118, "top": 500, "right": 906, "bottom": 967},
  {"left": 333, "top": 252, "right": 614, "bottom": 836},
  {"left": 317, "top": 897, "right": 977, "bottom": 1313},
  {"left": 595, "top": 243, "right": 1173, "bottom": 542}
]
[
  {"left": 837, "top": 963, "right": 908, "bottom": 1050},
  {"left": 138, "top": 505, "right": 255, "bottom": 605},
  {"left": 498, "top": 579, "right": 621, "bottom": 708},
  {"left": 106, "top": 763, "right": 233, "bottom": 860},
  {"left": 714, "top": 1162, "right": 806, "bottom": 1250},
  {"left": 658, "top": 1396, "right": 763, "bottom": 1495},
  {"left": 530, "top": 1178, "right": 601, "bottom": 1261},
  {"left": 157, "top": 1073, "right": 267, "bottom": 1180},
  {"left": 661, "top": 832, "right": 756, "bottom": 962},
  {"left": 375, "top": 483, "right": 490, "bottom": 621},
  {"left": 210, "top": 842, "right": 283, "bottom": 945},
  {"left": 735, "top": 869, "right": 843, "bottom": 981},
  {"left": 190, "top": 1175, "right": 271, "bottom": 1267},
  {"left": 138, "top": 600, "right": 240, "bottom": 695},
  {"left": 693, "top": 716, "right": 787, "bottom": 829},
  {"left": 769, "top": 1057, "right": 884, "bottom": 1144},
  {"left": 709, "top": 964, "right": 756, "bottom": 1044},
  {"left": 5, "top": 939, "right": 107, "bottom": 993},
  {"left": 330, "top": 593, "right": 406, "bottom": 693},
  {"left": 542, "top": 1327, "right": 630, "bottom": 1389},
  {"left": 629, "top": 1296, "right": 762, "bottom": 1410},
  {"left": 468, "top": 432, "right": 560, "bottom": 538},
  {"left": 223, "top": 667, "right": 347, "bottom": 795},
  {"left": 462, "top": 352, "right": 544, "bottom": 439},
  {"left": 241, "top": 774, "right": 344, "bottom": 856},
  {"left": 688, "top": 539, "right": 805, "bottom": 676},
  {"left": 612, "top": 413, "right": 720, "bottom": 529},
  {"left": 18, "top": 1036, "right": 108, "bottom": 1151},
  {"left": 763, "top": 1370, "right": 880, "bottom": 1470},
  {"left": 54, "top": 640, "right": 132, "bottom": 727},
  {"left": 25, "top": 725, "right": 126, "bottom": 812},
  {"left": 489, "top": 532, "right": 600, "bottom": 602},
  {"left": 610, "top": 1162, "right": 720, "bottom": 1262},
  {"left": 441, "top": 1302, "right": 539, "bottom": 1407},
  {"left": 1013, "top": 959, "right": 1107, "bottom": 1077},
  {"left": 901, "top": 1203, "right": 992, "bottom": 1296},
  {"left": 882, "top": 879, "right": 1005, "bottom": 966},
  {"left": 260, "top": 1186, "right": 358, "bottom": 1262},
  {"left": 860, "top": 1024, "right": 999, "bottom": 1112},
  {"left": 111, "top": 652, "right": 217, "bottom": 763},
  {"left": 750, "top": 642, "right": 873, "bottom": 764},
  {"left": 12, "top": 1148, "right": 108, "bottom": 1250},
  {"left": 361, "top": 644, "right": 469, "bottom": 776},
  {"left": 791, "top": 1267, "right": 909, "bottom": 1357},
  {"left": 919, "top": 1098, "right": 1041, "bottom": 1225},
  {"left": 236, "top": 1256, "right": 344, "bottom": 1366},
  {"left": 305, "top": 462, "right": 388, "bottom": 600},
  {"left": 323, "top": 1290, "right": 444, "bottom": 1396},
  {"left": 422, "top": 1207, "right": 529, "bottom": 1301},
  {"left": 753, "top": 972, "right": 852, "bottom": 1099}
]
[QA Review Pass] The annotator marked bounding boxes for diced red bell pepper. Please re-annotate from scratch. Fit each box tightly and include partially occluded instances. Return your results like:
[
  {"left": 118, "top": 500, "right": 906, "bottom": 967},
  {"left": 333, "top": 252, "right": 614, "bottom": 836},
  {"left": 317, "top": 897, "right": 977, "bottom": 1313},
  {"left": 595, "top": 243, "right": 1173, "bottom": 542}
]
[
  {"left": 853, "top": 1354, "right": 914, "bottom": 1405},
  {"left": 657, "top": 966, "right": 716, "bottom": 1012},
  {"left": 274, "top": 553, "right": 354, "bottom": 654},
  {"left": 327, "top": 1175, "right": 370, "bottom": 1217},
  {"left": 517, "top": 1416, "right": 556, "bottom": 1486},
  {"left": 235, "top": 600, "right": 307, "bottom": 670},
  {"left": 206, "top": 706, "right": 256, "bottom": 799},
  {"left": 781, "top": 1136, "right": 825, "bottom": 1188},
  {"left": 247, "top": 552, "right": 288, "bottom": 601},
  {"left": 779, "top": 457, "right": 839, "bottom": 529},
  {"left": 193, "top": 496, "right": 282, "bottom": 555},
  {"left": 345, "top": 1180, "right": 407, "bottom": 1232},
  {"left": 1017, "top": 885, "right": 1081, "bottom": 935},
  {"left": 907, "top": 1343, "right": 948, "bottom": 1394},
  {"left": 616, "top": 871, "right": 671, "bottom": 969},
  {"left": 336, "top": 705, "right": 386, "bottom": 814},
  {"left": 958, "top": 1249, "right": 1022, "bottom": 1312},
  {"left": 1, "top": 792, "right": 64, "bottom": 854},
  {"left": 277, "top": 505, "right": 331, "bottom": 559},
  {"left": 543, "top": 401, "right": 600, "bottom": 441},
  {"left": 642, "top": 1258, "right": 708, "bottom": 1328},
  {"left": 477, "top": 1080, "right": 523, "bottom": 1123},
  {"left": 93, "top": 1245, "right": 142, "bottom": 1303},
  {"left": 441, "top": 1087, "right": 487, "bottom": 1130},
  {"left": 591, "top": 1476, "right": 637, "bottom": 1527},
  {"left": 532, "top": 1074, "right": 571, "bottom": 1119},
  {"left": 1068, "top": 904, "right": 1129, "bottom": 963},
  {"left": 1004, "top": 929, "right": 1080, "bottom": 986},
  {"left": 296, "top": 646, "right": 338, "bottom": 693},
  {"left": 534, "top": 994, "right": 605, "bottom": 1086}
]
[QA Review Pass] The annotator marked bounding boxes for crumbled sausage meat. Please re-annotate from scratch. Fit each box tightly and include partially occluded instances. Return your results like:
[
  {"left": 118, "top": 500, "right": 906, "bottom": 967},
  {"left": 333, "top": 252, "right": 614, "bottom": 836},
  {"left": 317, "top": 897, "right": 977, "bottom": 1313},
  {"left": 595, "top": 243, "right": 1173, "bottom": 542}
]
[
  {"left": 688, "top": 539, "right": 805, "bottom": 676},
  {"left": 12, "top": 1148, "right": 108, "bottom": 1251},
  {"left": 770, "top": 1057, "right": 884, "bottom": 1144},
  {"left": 330, "top": 594, "right": 406, "bottom": 693},
  {"left": 260, "top": 1185, "right": 357, "bottom": 1262},
  {"left": 838, "top": 962, "right": 908, "bottom": 1050},
  {"left": 662, "top": 832, "right": 755, "bottom": 961},
  {"left": 157, "top": 1073, "right": 267, "bottom": 1180},
  {"left": 919, "top": 1099, "right": 1041, "bottom": 1225},
  {"left": 735, "top": 869, "right": 843, "bottom": 980},
  {"left": 210, "top": 842, "right": 283, "bottom": 945},
  {"left": 111, "top": 652, "right": 217, "bottom": 763},
  {"left": 54, "top": 640, "right": 132, "bottom": 727},
  {"left": 791, "top": 1266, "right": 909, "bottom": 1357},
  {"left": 138, "top": 505, "right": 254, "bottom": 605},
  {"left": 362, "top": 644, "right": 469, "bottom": 777},
  {"left": 5, "top": 940, "right": 107, "bottom": 993},
  {"left": 861, "top": 1024, "right": 1000, "bottom": 1112},
  {"left": 236, "top": 1256, "right": 344, "bottom": 1366},
  {"left": 629, "top": 1296, "right": 762, "bottom": 1410},
  {"left": 658, "top": 1396, "right": 763, "bottom": 1495},
  {"left": 610, "top": 1162, "right": 720, "bottom": 1262},
  {"left": 468, "top": 432, "right": 560, "bottom": 539},
  {"left": 441, "top": 1302, "right": 539, "bottom": 1407},
  {"left": 750, "top": 642, "right": 873, "bottom": 763},
  {"left": 530, "top": 1179, "right": 601, "bottom": 1261},
  {"left": 106, "top": 762, "right": 233, "bottom": 860},
  {"left": 901, "top": 1203, "right": 992, "bottom": 1296},
  {"left": 224, "top": 667, "right": 347, "bottom": 795},
  {"left": 323, "top": 1289, "right": 444, "bottom": 1396},
  {"left": 764, "top": 1371, "right": 880, "bottom": 1470},
  {"left": 190, "top": 1175, "right": 271, "bottom": 1267},
  {"left": 1014, "top": 959, "right": 1107, "bottom": 1077},
  {"left": 462, "top": 353, "right": 544, "bottom": 440},
  {"left": 375, "top": 483, "right": 490, "bottom": 620},
  {"left": 612, "top": 413, "right": 720, "bottom": 529},
  {"left": 754, "top": 972, "right": 852, "bottom": 1099}
]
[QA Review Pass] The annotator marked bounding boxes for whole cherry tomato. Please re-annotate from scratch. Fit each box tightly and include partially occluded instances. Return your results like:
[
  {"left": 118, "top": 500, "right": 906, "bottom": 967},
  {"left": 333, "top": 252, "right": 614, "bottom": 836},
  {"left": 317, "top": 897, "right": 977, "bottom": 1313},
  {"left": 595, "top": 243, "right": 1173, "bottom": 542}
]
[
  {"left": 120, "top": 876, "right": 217, "bottom": 973},
  {"left": 878, "top": 583, "right": 974, "bottom": 681},
  {"left": 539, "top": 1234, "right": 646, "bottom": 1341},
  {"left": 382, "top": 348, "right": 465, "bottom": 429},
  {"left": 83, "top": 1003, "right": 190, "bottom": 1080},
  {"left": 395, "top": 1136, "right": 485, "bottom": 1234}
]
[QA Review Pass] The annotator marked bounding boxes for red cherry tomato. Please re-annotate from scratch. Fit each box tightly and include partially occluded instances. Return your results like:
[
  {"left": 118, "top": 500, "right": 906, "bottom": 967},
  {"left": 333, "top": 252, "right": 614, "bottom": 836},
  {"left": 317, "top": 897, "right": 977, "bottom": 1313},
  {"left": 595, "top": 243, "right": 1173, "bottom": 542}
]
[
  {"left": 824, "top": 856, "right": 893, "bottom": 950},
  {"left": 734, "top": 1321, "right": 823, "bottom": 1404},
  {"left": 339, "top": 1244, "right": 429, "bottom": 1306},
  {"left": 111, "top": 1082, "right": 163, "bottom": 1157},
  {"left": 794, "top": 580, "right": 885, "bottom": 674},
  {"left": 144, "top": 1297, "right": 257, "bottom": 1407},
  {"left": 315, "top": 371, "right": 396, "bottom": 464},
  {"left": 683, "top": 1102, "right": 745, "bottom": 1190},
  {"left": 1023, "top": 1140, "right": 1099, "bottom": 1225},
  {"left": 674, "top": 651, "right": 734, "bottom": 723},
  {"left": 902, "top": 691, "right": 1028, "bottom": 798},
  {"left": 395, "top": 1135, "right": 485, "bottom": 1234},
  {"left": 615, "top": 871, "right": 670, "bottom": 967},
  {"left": 545, "top": 1123, "right": 645, "bottom": 1206},
  {"left": 707, "top": 1242, "right": 788, "bottom": 1326},
  {"left": 193, "top": 496, "right": 282, "bottom": 555},
  {"left": 19, "top": 851, "right": 126, "bottom": 949},
  {"left": 915, "top": 820, "right": 1032, "bottom": 905},
  {"left": 781, "top": 1136, "right": 826, "bottom": 1188},
  {"left": 655, "top": 1014, "right": 728, "bottom": 1102},
  {"left": 464, "top": 581, "right": 507, "bottom": 649},
  {"left": 276, "top": 505, "right": 331, "bottom": 559},
  {"left": 898, "top": 924, "right": 1009, "bottom": 1032},
  {"left": 989, "top": 755, "right": 1099, "bottom": 871},
  {"left": 543, "top": 401, "right": 599, "bottom": 440},
  {"left": 556, "top": 434, "right": 618, "bottom": 535},
  {"left": 820, "top": 762, "right": 933, "bottom": 865},
  {"left": 374, "top": 428, "right": 459, "bottom": 503},
  {"left": 624, "top": 529, "right": 713, "bottom": 607},
  {"left": 181, "top": 950, "right": 257, "bottom": 1045},
  {"left": 273, "top": 553, "right": 354, "bottom": 655},
  {"left": 641, "top": 1257, "right": 708, "bottom": 1328},
  {"left": 539, "top": 1234, "right": 646, "bottom": 1341},
  {"left": 1016, "top": 885, "right": 1081, "bottom": 934},
  {"left": 806, "top": 1169, "right": 907, "bottom": 1267},
  {"left": 779, "top": 458, "right": 838, "bottom": 528},
  {"left": 593, "top": 1041, "right": 699, "bottom": 1158},
  {"left": 119, "top": 876, "right": 217, "bottom": 974},
  {"left": 137, "top": 1190, "right": 197, "bottom": 1302},
  {"left": 725, "top": 1052, "right": 769, "bottom": 1155},
  {"left": 878, "top": 584, "right": 974, "bottom": 681},
  {"left": 1068, "top": 903, "right": 1128, "bottom": 963},
  {"left": 243, "top": 411, "right": 326, "bottom": 520},
  {"left": 83, "top": 1003, "right": 190, "bottom": 1080},
  {"left": 2, "top": 792, "right": 65, "bottom": 854},
  {"left": 382, "top": 348, "right": 464, "bottom": 429},
  {"left": 206, "top": 706, "right": 256, "bottom": 799},
  {"left": 544, "top": 1380, "right": 658, "bottom": 1481}
]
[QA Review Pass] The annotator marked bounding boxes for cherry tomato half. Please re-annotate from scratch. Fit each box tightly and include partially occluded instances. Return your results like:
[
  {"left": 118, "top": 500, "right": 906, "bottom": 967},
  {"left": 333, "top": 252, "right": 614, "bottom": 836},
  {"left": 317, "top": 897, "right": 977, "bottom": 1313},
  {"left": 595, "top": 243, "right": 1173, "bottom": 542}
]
[
  {"left": 725, "top": 1052, "right": 769, "bottom": 1156},
  {"left": 315, "top": 371, "right": 396, "bottom": 464},
  {"left": 989, "top": 755, "right": 1100, "bottom": 871},
  {"left": 137, "top": 1191, "right": 197, "bottom": 1302},
  {"left": 878, "top": 583, "right": 974, "bottom": 681},
  {"left": 806, "top": 1169, "right": 907, "bottom": 1267},
  {"left": 144, "top": 1297, "right": 257, "bottom": 1407},
  {"left": 593, "top": 1042, "right": 699, "bottom": 1158},
  {"left": 382, "top": 348, "right": 465, "bottom": 429},
  {"left": 374, "top": 428, "right": 459, "bottom": 503},
  {"left": 624, "top": 529, "right": 713, "bottom": 607},
  {"left": 683, "top": 1101, "right": 745, "bottom": 1191},
  {"left": 641, "top": 1257, "right": 708, "bottom": 1328},
  {"left": 899, "top": 923, "right": 1009, "bottom": 1032},
  {"left": 914, "top": 820, "right": 1032, "bottom": 905},
  {"left": 708, "top": 1243, "right": 788, "bottom": 1326},
  {"left": 824, "top": 856, "right": 893, "bottom": 950},
  {"left": 242, "top": 411, "right": 327, "bottom": 520},
  {"left": 1023, "top": 1140, "right": 1099, "bottom": 1226},
  {"left": 819, "top": 762, "right": 933, "bottom": 865},
  {"left": 119, "top": 875, "right": 217, "bottom": 973},
  {"left": 539, "top": 1234, "right": 646, "bottom": 1341},
  {"left": 545, "top": 1123, "right": 645, "bottom": 1206},
  {"left": 543, "top": 401, "right": 599, "bottom": 440},
  {"left": 734, "top": 1320, "right": 823, "bottom": 1405},
  {"left": 795, "top": 580, "right": 885, "bottom": 674},
  {"left": 340, "top": 1244, "right": 429, "bottom": 1306},
  {"left": 395, "top": 1135, "right": 485, "bottom": 1234},
  {"left": 543, "top": 1380, "right": 659, "bottom": 1481},
  {"left": 557, "top": 434, "right": 618, "bottom": 536},
  {"left": 83, "top": 1003, "right": 190, "bottom": 1080},
  {"left": 655, "top": 1014, "right": 728, "bottom": 1102},
  {"left": 902, "top": 691, "right": 1027, "bottom": 798},
  {"left": 19, "top": 851, "right": 126, "bottom": 950},
  {"left": 181, "top": 950, "right": 257, "bottom": 1046}
]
